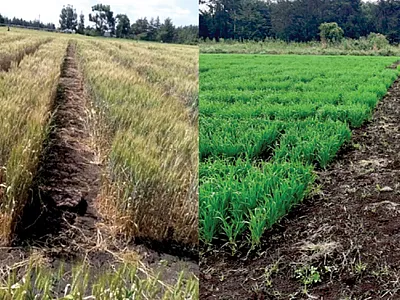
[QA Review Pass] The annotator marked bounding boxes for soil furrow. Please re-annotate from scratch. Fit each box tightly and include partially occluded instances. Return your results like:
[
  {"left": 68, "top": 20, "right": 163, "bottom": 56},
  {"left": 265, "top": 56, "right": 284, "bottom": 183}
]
[
  {"left": 16, "top": 41, "right": 100, "bottom": 245},
  {"left": 200, "top": 74, "right": 400, "bottom": 299}
]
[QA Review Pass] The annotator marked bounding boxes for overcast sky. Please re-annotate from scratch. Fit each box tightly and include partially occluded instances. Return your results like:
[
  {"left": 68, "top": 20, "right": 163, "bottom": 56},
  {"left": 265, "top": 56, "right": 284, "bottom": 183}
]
[{"left": 2, "top": 0, "right": 198, "bottom": 26}]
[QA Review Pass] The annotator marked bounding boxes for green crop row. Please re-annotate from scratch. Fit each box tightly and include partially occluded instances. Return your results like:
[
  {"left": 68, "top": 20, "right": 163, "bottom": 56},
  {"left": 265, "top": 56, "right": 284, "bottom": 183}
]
[
  {"left": 200, "top": 54, "right": 400, "bottom": 250},
  {"left": 200, "top": 159, "right": 314, "bottom": 249}
]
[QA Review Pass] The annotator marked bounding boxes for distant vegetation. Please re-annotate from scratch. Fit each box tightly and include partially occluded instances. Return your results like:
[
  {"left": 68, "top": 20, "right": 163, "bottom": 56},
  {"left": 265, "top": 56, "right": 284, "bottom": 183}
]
[
  {"left": 200, "top": 23, "right": 400, "bottom": 56},
  {"left": 200, "top": 37, "right": 400, "bottom": 56},
  {"left": 0, "top": 3, "right": 198, "bottom": 45},
  {"left": 200, "top": 0, "right": 400, "bottom": 44}
]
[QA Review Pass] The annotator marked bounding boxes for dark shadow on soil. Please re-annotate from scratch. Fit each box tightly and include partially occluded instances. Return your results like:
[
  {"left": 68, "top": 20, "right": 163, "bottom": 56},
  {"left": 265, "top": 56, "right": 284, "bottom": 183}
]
[
  {"left": 201, "top": 70, "right": 400, "bottom": 299},
  {"left": 133, "top": 237, "right": 199, "bottom": 262}
]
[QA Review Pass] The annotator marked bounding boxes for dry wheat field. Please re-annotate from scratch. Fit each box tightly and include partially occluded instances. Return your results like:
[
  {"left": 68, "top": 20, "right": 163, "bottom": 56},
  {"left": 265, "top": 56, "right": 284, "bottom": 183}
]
[{"left": 0, "top": 27, "right": 198, "bottom": 299}]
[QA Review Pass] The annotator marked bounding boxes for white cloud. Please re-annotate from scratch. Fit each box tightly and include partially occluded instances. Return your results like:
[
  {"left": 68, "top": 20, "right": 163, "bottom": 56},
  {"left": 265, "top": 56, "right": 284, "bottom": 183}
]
[{"left": 1, "top": 0, "right": 197, "bottom": 26}]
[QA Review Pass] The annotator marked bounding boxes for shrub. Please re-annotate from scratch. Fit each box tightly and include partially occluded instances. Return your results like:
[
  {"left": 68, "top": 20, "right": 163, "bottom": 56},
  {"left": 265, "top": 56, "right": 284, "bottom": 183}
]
[
  {"left": 319, "top": 22, "right": 344, "bottom": 46},
  {"left": 367, "top": 32, "right": 389, "bottom": 50}
]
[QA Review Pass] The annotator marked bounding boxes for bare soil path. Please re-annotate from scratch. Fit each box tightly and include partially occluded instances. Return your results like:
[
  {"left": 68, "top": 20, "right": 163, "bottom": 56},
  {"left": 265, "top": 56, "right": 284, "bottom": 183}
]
[
  {"left": 15, "top": 42, "right": 100, "bottom": 245},
  {"left": 201, "top": 75, "right": 400, "bottom": 299}
]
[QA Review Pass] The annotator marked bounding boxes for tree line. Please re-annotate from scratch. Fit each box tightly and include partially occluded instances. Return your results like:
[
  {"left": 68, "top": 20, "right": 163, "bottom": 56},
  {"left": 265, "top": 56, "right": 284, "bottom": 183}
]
[
  {"left": 199, "top": 0, "right": 400, "bottom": 43},
  {"left": 0, "top": 3, "right": 198, "bottom": 45},
  {"left": 0, "top": 14, "right": 56, "bottom": 30}
]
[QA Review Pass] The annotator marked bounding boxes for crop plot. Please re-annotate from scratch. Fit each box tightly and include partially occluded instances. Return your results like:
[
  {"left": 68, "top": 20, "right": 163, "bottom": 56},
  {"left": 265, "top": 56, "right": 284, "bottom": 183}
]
[
  {"left": 0, "top": 28, "right": 198, "bottom": 298},
  {"left": 200, "top": 54, "right": 400, "bottom": 249}
]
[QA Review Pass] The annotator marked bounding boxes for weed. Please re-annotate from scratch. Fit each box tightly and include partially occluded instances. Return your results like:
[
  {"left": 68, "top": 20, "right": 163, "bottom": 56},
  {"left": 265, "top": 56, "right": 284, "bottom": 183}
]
[{"left": 294, "top": 265, "right": 321, "bottom": 293}]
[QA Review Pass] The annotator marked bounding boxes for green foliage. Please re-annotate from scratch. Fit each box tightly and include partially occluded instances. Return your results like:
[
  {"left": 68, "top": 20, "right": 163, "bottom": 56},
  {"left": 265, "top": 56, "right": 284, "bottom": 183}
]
[
  {"left": 77, "top": 13, "right": 85, "bottom": 34},
  {"left": 367, "top": 32, "right": 389, "bottom": 50},
  {"left": 116, "top": 14, "right": 130, "bottom": 38},
  {"left": 157, "top": 18, "right": 176, "bottom": 43},
  {"left": 130, "top": 17, "right": 197, "bottom": 44},
  {"left": 199, "top": 54, "right": 400, "bottom": 249},
  {"left": 131, "top": 18, "right": 150, "bottom": 40},
  {"left": 295, "top": 266, "right": 321, "bottom": 289},
  {"left": 319, "top": 22, "right": 344, "bottom": 44},
  {"left": 89, "top": 4, "right": 115, "bottom": 35},
  {"left": 59, "top": 4, "right": 78, "bottom": 31},
  {"left": 200, "top": 0, "right": 400, "bottom": 44},
  {"left": 200, "top": 159, "right": 315, "bottom": 246},
  {"left": 200, "top": 117, "right": 282, "bottom": 160},
  {"left": 199, "top": 38, "right": 400, "bottom": 56},
  {"left": 0, "top": 262, "right": 198, "bottom": 299}
]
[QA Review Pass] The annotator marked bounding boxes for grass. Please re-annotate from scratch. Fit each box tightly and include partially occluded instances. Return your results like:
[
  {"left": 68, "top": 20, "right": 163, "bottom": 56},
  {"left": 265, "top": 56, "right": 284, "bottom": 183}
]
[
  {"left": 0, "top": 254, "right": 198, "bottom": 300},
  {"left": 92, "top": 40, "right": 198, "bottom": 122},
  {"left": 199, "top": 54, "right": 400, "bottom": 250},
  {"left": 200, "top": 38, "right": 400, "bottom": 56}
]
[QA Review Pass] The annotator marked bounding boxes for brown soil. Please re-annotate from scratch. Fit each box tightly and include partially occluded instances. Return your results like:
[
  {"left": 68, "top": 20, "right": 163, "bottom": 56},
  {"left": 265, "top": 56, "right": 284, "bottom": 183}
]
[{"left": 200, "top": 76, "right": 400, "bottom": 298}]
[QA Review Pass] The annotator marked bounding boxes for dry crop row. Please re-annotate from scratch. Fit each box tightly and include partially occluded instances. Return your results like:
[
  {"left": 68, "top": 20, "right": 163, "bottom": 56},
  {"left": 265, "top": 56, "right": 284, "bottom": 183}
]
[
  {"left": 76, "top": 39, "right": 198, "bottom": 247},
  {"left": 0, "top": 38, "right": 67, "bottom": 243}
]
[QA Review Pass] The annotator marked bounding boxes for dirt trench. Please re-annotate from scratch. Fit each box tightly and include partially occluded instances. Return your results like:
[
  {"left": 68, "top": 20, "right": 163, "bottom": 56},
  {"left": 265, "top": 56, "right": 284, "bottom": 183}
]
[
  {"left": 15, "top": 41, "right": 101, "bottom": 246},
  {"left": 200, "top": 76, "right": 400, "bottom": 299}
]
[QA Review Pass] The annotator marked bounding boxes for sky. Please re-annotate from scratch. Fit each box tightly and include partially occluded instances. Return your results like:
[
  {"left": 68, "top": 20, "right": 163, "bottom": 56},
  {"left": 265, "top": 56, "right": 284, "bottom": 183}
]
[{"left": 1, "top": 0, "right": 198, "bottom": 27}]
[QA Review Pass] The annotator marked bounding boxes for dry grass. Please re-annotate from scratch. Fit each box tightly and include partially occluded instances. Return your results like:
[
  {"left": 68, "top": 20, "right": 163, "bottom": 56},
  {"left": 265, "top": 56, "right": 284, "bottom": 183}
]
[
  {"left": 76, "top": 39, "right": 198, "bottom": 247},
  {"left": 0, "top": 36, "right": 52, "bottom": 71},
  {"left": 0, "top": 34, "right": 28, "bottom": 45},
  {"left": 97, "top": 40, "right": 199, "bottom": 122}
]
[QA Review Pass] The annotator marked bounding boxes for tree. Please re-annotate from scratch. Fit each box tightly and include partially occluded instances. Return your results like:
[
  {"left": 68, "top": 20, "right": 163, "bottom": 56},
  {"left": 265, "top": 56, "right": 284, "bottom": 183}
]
[
  {"left": 374, "top": 0, "right": 400, "bottom": 43},
  {"left": 199, "top": 0, "right": 400, "bottom": 43},
  {"left": 89, "top": 4, "right": 115, "bottom": 35},
  {"left": 155, "top": 16, "right": 161, "bottom": 30},
  {"left": 154, "top": 16, "right": 162, "bottom": 41},
  {"left": 116, "top": 14, "right": 130, "bottom": 38},
  {"left": 237, "top": 0, "right": 272, "bottom": 41},
  {"left": 148, "top": 18, "right": 157, "bottom": 40},
  {"left": 175, "top": 25, "right": 198, "bottom": 44},
  {"left": 59, "top": 4, "right": 78, "bottom": 31},
  {"left": 131, "top": 18, "right": 150, "bottom": 40},
  {"left": 77, "top": 13, "right": 85, "bottom": 34},
  {"left": 319, "top": 22, "right": 344, "bottom": 45},
  {"left": 157, "top": 18, "right": 176, "bottom": 43},
  {"left": 0, "top": 14, "right": 4, "bottom": 24},
  {"left": 329, "top": 0, "right": 365, "bottom": 39}
]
